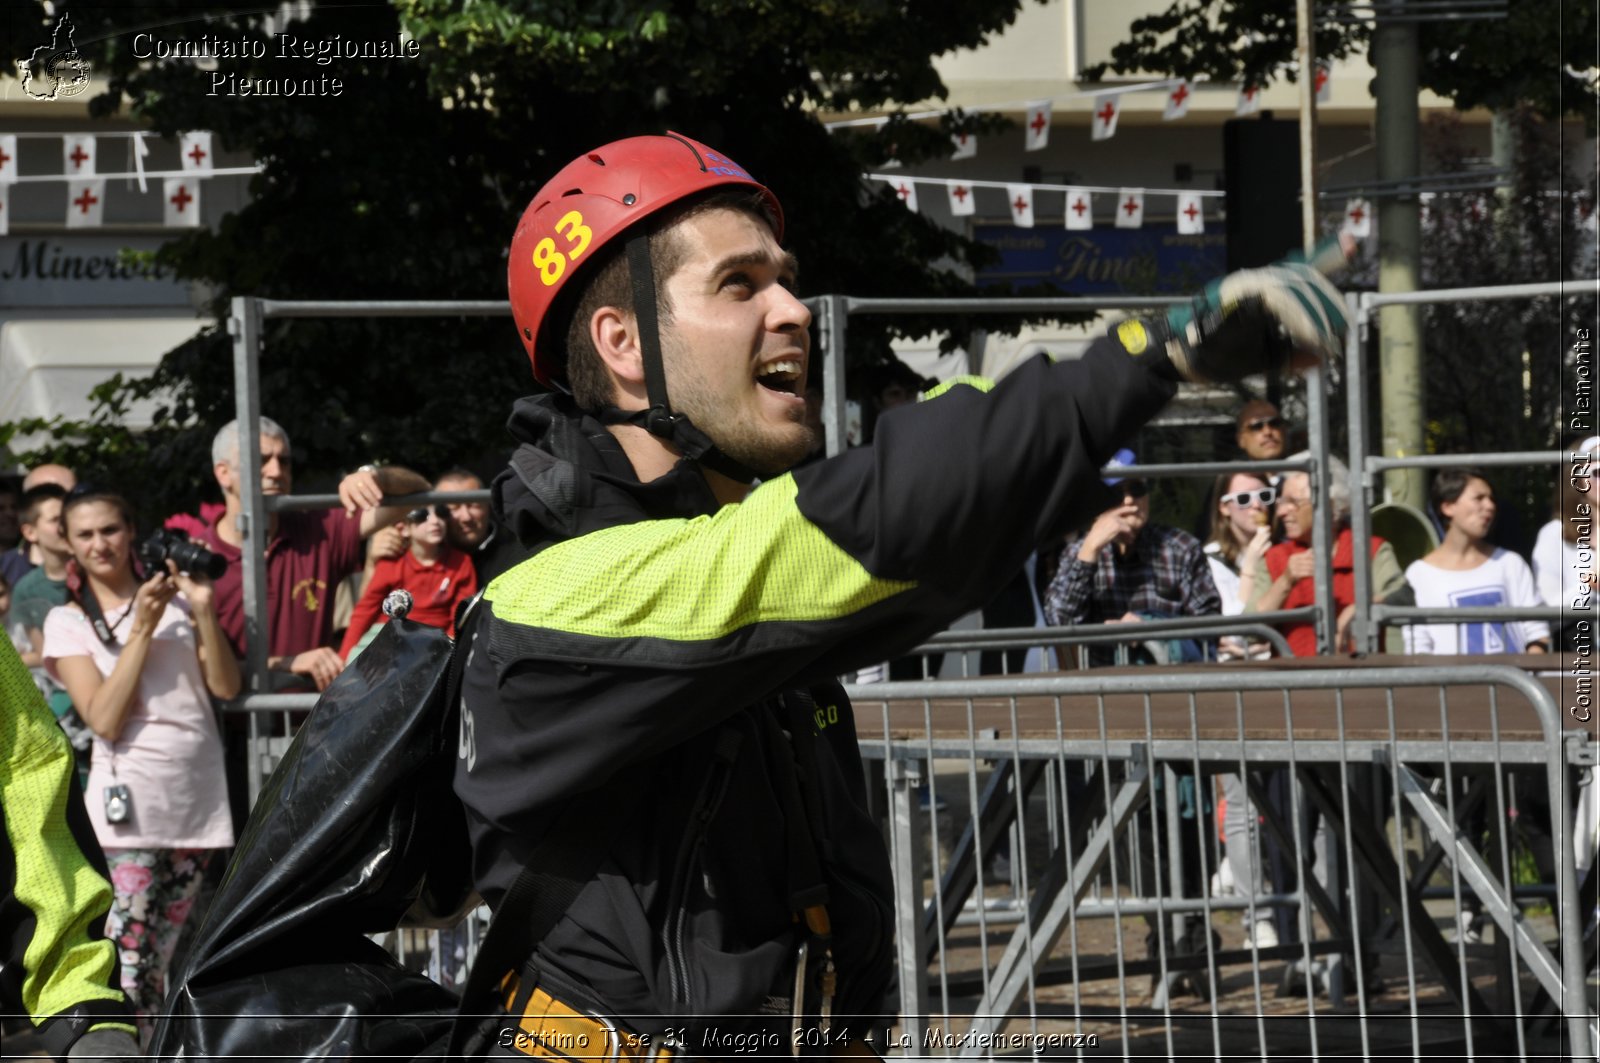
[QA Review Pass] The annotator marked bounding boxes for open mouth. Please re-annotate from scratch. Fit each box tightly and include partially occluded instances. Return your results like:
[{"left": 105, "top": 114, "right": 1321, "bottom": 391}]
[{"left": 756, "top": 359, "right": 802, "bottom": 396}]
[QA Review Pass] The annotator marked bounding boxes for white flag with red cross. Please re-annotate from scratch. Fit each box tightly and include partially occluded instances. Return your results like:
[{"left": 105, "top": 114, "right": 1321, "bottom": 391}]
[
  {"left": 1063, "top": 188, "right": 1093, "bottom": 231},
  {"left": 947, "top": 182, "right": 975, "bottom": 217},
  {"left": 950, "top": 131, "right": 977, "bottom": 160},
  {"left": 1005, "top": 184, "right": 1035, "bottom": 228},
  {"left": 1176, "top": 193, "right": 1205, "bottom": 234},
  {"left": 1314, "top": 62, "right": 1332, "bottom": 104},
  {"left": 1236, "top": 83, "right": 1262, "bottom": 117},
  {"left": 180, "top": 131, "right": 214, "bottom": 173},
  {"left": 1024, "top": 100, "right": 1051, "bottom": 152},
  {"left": 1114, "top": 189, "right": 1144, "bottom": 229},
  {"left": 0, "top": 135, "right": 16, "bottom": 184},
  {"left": 891, "top": 179, "right": 918, "bottom": 213},
  {"left": 1163, "top": 80, "right": 1192, "bottom": 121},
  {"left": 0, "top": 185, "right": 9, "bottom": 236},
  {"left": 1091, "top": 93, "right": 1120, "bottom": 141},
  {"left": 63, "top": 134, "right": 95, "bottom": 176},
  {"left": 1342, "top": 198, "right": 1372, "bottom": 238},
  {"left": 164, "top": 177, "right": 202, "bottom": 228},
  {"left": 65, "top": 179, "right": 105, "bottom": 228}
]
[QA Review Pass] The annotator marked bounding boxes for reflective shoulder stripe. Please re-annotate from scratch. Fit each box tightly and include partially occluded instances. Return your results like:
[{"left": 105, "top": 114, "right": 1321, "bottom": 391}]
[
  {"left": 485, "top": 473, "right": 914, "bottom": 642},
  {"left": 921, "top": 375, "right": 994, "bottom": 400}
]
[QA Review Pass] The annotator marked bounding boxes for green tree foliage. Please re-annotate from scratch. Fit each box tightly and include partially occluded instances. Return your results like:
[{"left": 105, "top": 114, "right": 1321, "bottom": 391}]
[
  {"left": 1083, "top": 0, "right": 1597, "bottom": 127},
  {"left": 6, "top": 0, "right": 1039, "bottom": 519}
]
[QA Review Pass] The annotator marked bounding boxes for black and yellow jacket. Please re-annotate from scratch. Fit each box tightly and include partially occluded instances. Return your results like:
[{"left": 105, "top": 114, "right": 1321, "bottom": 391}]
[
  {"left": 453, "top": 336, "right": 1176, "bottom": 1039},
  {"left": 0, "top": 640, "right": 136, "bottom": 1059}
]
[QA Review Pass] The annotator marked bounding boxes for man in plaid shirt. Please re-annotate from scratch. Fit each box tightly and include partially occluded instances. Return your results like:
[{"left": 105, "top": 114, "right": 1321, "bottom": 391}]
[{"left": 1044, "top": 451, "right": 1221, "bottom": 666}]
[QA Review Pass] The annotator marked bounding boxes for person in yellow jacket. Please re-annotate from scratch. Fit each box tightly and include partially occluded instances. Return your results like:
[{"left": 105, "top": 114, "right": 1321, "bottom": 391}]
[{"left": 0, "top": 637, "right": 141, "bottom": 1060}]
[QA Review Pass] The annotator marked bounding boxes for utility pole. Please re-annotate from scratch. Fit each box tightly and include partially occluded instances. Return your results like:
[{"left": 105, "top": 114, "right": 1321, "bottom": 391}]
[
  {"left": 1374, "top": 11, "right": 1425, "bottom": 506},
  {"left": 1296, "top": 0, "right": 1319, "bottom": 254}
]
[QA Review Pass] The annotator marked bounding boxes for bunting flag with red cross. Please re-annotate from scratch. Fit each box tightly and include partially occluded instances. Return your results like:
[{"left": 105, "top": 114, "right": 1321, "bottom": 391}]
[
  {"left": 65, "top": 178, "right": 105, "bottom": 228},
  {"left": 0, "top": 185, "right": 9, "bottom": 236},
  {"left": 1024, "top": 100, "right": 1051, "bottom": 152},
  {"left": 1314, "top": 62, "right": 1332, "bottom": 104},
  {"left": 947, "top": 182, "right": 975, "bottom": 217},
  {"left": 1163, "top": 80, "right": 1191, "bottom": 121},
  {"left": 1176, "top": 192, "right": 1205, "bottom": 234},
  {"left": 63, "top": 134, "right": 95, "bottom": 177},
  {"left": 1236, "top": 83, "right": 1261, "bottom": 117},
  {"left": 164, "top": 176, "right": 202, "bottom": 228},
  {"left": 180, "top": 131, "right": 214, "bottom": 174},
  {"left": 950, "top": 131, "right": 977, "bottom": 160},
  {"left": 1114, "top": 189, "right": 1144, "bottom": 229},
  {"left": 1091, "top": 93, "right": 1120, "bottom": 141},
  {"left": 1005, "top": 184, "right": 1035, "bottom": 228},
  {"left": 0, "top": 135, "right": 16, "bottom": 184},
  {"left": 1064, "top": 187, "right": 1093, "bottom": 231},
  {"left": 1342, "top": 198, "right": 1372, "bottom": 238},
  {"left": 891, "top": 179, "right": 918, "bottom": 213}
]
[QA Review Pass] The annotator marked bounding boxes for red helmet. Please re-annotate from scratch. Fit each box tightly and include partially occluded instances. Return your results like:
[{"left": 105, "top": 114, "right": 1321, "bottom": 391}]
[{"left": 508, "top": 132, "right": 783, "bottom": 391}]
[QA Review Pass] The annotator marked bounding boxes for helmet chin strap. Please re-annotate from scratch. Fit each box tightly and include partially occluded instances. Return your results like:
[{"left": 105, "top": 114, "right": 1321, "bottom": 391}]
[{"left": 597, "top": 234, "right": 759, "bottom": 485}]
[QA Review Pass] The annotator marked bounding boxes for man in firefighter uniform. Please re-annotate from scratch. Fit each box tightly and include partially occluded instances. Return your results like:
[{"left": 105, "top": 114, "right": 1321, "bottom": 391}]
[{"left": 454, "top": 132, "right": 1350, "bottom": 1056}]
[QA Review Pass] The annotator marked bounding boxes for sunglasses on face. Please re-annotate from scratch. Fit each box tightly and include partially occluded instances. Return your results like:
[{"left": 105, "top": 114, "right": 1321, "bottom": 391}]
[
  {"left": 1119, "top": 480, "right": 1148, "bottom": 499},
  {"left": 405, "top": 504, "right": 449, "bottom": 524},
  {"left": 1245, "top": 416, "right": 1286, "bottom": 432},
  {"left": 1226, "top": 487, "right": 1277, "bottom": 508}
]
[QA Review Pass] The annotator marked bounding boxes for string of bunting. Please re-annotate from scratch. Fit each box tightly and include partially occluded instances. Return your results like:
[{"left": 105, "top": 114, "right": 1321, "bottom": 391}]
[
  {"left": 868, "top": 173, "right": 1221, "bottom": 233},
  {"left": 0, "top": 131, "right": 258, "bottom": 234},
  {"left": 832, "top": 64, "right": 1331, "bottom": 157}
]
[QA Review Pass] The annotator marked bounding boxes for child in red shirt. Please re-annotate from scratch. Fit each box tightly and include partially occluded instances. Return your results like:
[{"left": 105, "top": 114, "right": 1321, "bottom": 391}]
[{"left": 340, "top": 504, "right": 477, "bottom": 659}]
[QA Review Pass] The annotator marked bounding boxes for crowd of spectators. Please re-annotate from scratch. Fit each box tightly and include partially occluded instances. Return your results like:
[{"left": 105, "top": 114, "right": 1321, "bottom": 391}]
[{"left": 0, "top": 396, "right": 1591, "bottom": 1028}]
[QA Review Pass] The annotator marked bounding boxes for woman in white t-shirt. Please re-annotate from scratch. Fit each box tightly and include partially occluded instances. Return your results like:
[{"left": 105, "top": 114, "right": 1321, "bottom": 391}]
[
  {"left": 1202, "top": 471, "right": 1278, "bottom": 948},
  {"left": 1532, "top": 434, "right": 1598, "bottom": 652},
  {"left": 43, "top": 487, "right": 238, "bottom": 1038},
  {"left": 1404, "top": 468, "right": 1550, "bottom": 656}
]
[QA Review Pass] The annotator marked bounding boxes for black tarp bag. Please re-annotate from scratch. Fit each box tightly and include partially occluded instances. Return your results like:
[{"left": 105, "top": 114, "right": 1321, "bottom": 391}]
[{"left": 149, "top": 607, "right": 476, "bottom": 1061}]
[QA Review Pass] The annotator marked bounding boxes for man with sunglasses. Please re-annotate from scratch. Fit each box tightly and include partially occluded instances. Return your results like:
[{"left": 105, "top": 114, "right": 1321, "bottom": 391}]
[
  {"left": 1235, "top": 398, "right": 1289, "bottom": 464},
  {"left": 1043, "top": 450, "right": 1222, "bottom": 668}
]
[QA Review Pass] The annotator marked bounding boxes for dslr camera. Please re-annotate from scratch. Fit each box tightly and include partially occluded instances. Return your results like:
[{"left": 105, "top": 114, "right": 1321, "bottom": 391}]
[{"left": 137, "top": 528, "right": 228, "bottom": 581}]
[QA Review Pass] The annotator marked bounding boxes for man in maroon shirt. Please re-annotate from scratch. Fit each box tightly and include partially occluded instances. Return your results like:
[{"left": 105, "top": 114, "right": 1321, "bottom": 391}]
[{"left": 172, "top": 416, "right": 426, "bottom": 691}]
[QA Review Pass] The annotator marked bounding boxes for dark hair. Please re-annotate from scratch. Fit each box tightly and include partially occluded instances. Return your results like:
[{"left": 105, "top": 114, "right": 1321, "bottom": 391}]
[
  {"left": 19, "top": 482, "right": 67, "bottom": 526},
  {"left": 62, "top": 486, "right": 137, "bottom": 535},
  {"left": 1430, "top": 466, "right": 1491, "bottom": 520},
  {"left": 560, "top": 187, "right": 780, "bottom": 411},
  {"left": 1206, "top": 469, "right": 1273, "bottom": 565}
]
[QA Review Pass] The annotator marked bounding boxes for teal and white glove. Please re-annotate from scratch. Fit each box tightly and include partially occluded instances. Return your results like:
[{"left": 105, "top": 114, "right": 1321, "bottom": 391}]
[{"left": 1154, "top": 237, "right": 1351, "bottom": 384}]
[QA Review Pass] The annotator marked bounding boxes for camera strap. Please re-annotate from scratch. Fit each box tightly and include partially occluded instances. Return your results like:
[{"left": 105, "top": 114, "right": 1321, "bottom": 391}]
[{"left": 77, "top": 583, "right": 121, "bottom": 646}]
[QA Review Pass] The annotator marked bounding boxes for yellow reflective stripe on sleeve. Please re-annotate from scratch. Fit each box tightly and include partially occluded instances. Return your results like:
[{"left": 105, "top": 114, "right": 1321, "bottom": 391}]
[
  {"left": 485, "top": 474, "right": 914, "bottom": 640},
  {"left": 0, "top": 641, "right": 123, "bottom": 1022}
]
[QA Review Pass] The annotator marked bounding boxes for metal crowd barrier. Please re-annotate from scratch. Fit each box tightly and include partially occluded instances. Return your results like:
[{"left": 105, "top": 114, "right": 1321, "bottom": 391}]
[{"left": 842, "top": 663, "right": 1593, "bottom": 1059}]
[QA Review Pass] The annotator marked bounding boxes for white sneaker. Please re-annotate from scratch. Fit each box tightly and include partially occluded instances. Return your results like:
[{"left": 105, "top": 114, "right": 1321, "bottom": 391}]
[
  {"left": 1245, "top": 920, "right": 1278, "bottom": 950},
  {"left": 1457, "top": 910, "right": 1482, "bottom": 945},
  {"left": 1210, "top": 861, "right": 1237, "bottom": 898}
]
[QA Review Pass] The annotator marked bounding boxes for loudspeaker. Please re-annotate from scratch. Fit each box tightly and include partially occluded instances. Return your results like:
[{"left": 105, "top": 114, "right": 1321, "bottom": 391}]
[{"left": 1223, "top": 117, "right": 1302, "bottom": 271}]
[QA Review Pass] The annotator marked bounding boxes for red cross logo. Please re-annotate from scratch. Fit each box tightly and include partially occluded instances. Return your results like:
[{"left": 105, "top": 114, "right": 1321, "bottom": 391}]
[
  {"left": 1096, "top": 102, "right": 1117, "bottom": 127},
  {"left": 952, "top": 185, "right": 969, "bottom": 203},
  {"left": 1071, "top": 198, "right": 1087, "bottom": 217},
  {"left": 1122, "top": 197, "right": 1140, "bottom": 216},
  {"left": 68, "top": 144, "right": 90, "bottom": 169},
  {"left": 956, "top": 134, "right": 969, "bottom": 147},
  {"left": 896, "top": 184, "right": 911, "bottom": 200},
  {"left": 1170, "top": 83, "right": 1189, "bottom": 108},
  {"left": 0, "top": 145, "right": 10, "bottom": 171},
  {"left": 1314, "top": 66, "right": 1329, "bottom": 94},
  {"left": 73, "top": 187, "right": 99, "bottom": 214},
  {"left": 1183, "top": 202, "right": 1199, "bottom": 222},
  {"left": 187, "top": 142, "right": 208, "bottom": 167},
  {"left": 169, "top": 184, "right": 194, "bottom": 213},
  {"left": 1348, "top": 204, "right": 1366, "bottom": 225},
  {"left": 1029, "top": 111, "right": 1048, "bottom": 137},
  {"left": 1243, "top": 85, "right": 1259, "bottom": 103},
  {"left": 1013, "top": 195, "right": 1029, "bottom": 216}
]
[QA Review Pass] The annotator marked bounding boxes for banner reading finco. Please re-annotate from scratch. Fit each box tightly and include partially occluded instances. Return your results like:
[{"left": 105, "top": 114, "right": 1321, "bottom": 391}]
[{"left": 975, "top": 226, "right": 1226, "bottom": 295}]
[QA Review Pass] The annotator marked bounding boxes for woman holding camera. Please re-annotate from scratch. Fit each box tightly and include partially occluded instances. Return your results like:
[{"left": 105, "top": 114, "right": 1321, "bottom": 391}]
[{"left": 41, "top": 487, "right": 237, "bottom": 1039}]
